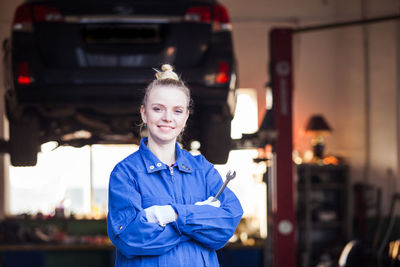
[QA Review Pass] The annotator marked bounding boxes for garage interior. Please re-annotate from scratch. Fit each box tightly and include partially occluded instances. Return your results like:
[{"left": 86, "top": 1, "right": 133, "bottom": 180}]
[{"left": 0, "top": 0, "right": 400, "bottom": 266}]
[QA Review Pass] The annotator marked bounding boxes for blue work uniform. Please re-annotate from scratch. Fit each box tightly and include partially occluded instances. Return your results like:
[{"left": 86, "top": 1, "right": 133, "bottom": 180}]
[{"left": 107, "top": 138, "right": 243, "bottom": 267}]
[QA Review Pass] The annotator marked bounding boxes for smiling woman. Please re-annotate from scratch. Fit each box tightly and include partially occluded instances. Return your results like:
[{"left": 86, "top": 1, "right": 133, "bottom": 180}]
[
  {"left": 140, "top": 66, "right": 190, "bottom": 157},
  {"left": 107, "top": 65, "right": 243, "bottom": 267}
]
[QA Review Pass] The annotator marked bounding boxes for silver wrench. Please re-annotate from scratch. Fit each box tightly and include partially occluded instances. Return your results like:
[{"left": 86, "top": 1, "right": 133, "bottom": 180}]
[{"left": 212, "top": 170, "right": 237, "bottom": 201}]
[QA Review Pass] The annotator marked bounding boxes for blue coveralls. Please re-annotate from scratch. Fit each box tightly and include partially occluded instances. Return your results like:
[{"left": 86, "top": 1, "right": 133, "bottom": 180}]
[{"left": 107, "top": 138, "right": 243, "bottom": 267}]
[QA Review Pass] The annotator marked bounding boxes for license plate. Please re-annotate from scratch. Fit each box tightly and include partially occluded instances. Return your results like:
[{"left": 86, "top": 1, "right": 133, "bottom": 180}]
[{"left": 83, "top": 24, "right": 160, "bottom": 44}]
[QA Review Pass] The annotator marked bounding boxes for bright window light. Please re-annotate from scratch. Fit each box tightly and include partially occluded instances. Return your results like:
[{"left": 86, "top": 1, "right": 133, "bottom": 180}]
[
  {"left": 8, "top": 144, "right": 137, "bottom": 217},
  {"left": 231, "top": 88, "right": 258, "bottom": 139},
  {"left": 215, "top": 149, "right": 267, "bottom": 239},
  {"left": 91, "top": 144, "right": 138, "bottom": 217},
  {"left": 266, "top": 87, "right": 273, "bottom": 110},
  {"left": 216, "top": 89, "right": 268, "bottom": 240},
  {"left": 9, "top": 146, "right": 91, "bottom": 216}
]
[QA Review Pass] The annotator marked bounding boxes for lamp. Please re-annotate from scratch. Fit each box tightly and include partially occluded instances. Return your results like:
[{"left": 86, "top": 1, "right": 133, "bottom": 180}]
[{"left": 305, "top": 114, "right": 332, "bottom": 162}]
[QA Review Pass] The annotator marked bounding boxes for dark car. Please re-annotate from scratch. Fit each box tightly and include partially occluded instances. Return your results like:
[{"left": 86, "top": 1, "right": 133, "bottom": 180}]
[{"left": 3, "top": 0, "right": 237, "bottom": 166}]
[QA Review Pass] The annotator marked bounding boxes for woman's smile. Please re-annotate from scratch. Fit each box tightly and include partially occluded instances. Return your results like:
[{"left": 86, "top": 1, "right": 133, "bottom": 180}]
[{"left": 158, "top": 124, "right": 175, "bottom": 131}]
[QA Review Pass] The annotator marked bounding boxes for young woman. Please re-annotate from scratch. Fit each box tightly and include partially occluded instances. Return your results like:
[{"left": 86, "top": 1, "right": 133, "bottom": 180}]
[{"left": 107, "top": 64, "right": 243, "bottom": 267}]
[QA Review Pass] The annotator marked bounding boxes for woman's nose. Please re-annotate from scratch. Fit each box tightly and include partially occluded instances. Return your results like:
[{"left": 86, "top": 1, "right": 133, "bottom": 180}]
[{"left": 162, "top": 110, "right": 172, "bottom": 122}]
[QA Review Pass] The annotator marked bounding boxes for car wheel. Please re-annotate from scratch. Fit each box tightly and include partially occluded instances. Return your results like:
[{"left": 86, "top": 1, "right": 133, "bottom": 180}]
[
  {"left": 9, "top": 117, "right": 40, "bottom": 166},
  {"left": 200, "top": 114, "right": 232, "bottom": 165}
]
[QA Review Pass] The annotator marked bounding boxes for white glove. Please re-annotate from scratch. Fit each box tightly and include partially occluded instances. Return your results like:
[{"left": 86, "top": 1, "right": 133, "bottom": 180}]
[
  {"left": 144, "top": 205, "right": 177, "bottom": 226},
  {"left": 195, "top": 196, "right": 221, "bottom": 208}
]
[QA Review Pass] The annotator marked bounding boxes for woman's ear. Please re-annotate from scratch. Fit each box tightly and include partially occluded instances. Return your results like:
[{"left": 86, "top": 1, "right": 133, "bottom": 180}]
[
  {"left": 184, "top": 110, "right": 189, "bottom": 123},
  {"left": 140, "top": 105, "right": 147, "bottom": 123}
]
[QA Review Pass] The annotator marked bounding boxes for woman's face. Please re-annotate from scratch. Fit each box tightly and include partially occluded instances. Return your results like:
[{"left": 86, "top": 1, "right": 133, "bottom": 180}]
[{"left": 141, "top": 86, "right": 189, "bottom": 145}]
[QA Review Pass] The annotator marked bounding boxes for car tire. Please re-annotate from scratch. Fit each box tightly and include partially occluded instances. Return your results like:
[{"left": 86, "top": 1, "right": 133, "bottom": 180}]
[
  {"left": 9, "top": 117, "right": 40, "bottom": 166},
  {"left": 200, "top": 113, "right": 232, "bottom": 165}
]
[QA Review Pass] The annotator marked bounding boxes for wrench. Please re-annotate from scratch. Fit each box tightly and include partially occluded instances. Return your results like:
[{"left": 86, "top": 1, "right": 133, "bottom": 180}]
[{"left": 212, "top": 170, "right": 236, "bottom": 201}]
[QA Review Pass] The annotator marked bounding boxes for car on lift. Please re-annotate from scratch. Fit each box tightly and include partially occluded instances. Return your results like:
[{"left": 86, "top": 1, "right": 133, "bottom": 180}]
[{"left": 3, "top": 0, "right": 237, "bottom": 166}]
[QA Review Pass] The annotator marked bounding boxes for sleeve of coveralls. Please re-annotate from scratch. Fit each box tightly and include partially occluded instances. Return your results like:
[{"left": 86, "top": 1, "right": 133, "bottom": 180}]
[
  {"left": 171, "top": 157, "right": 244, "bottom": 250},
  {"left": 107, "top": 165, "right": 185, "bottom": 258}
]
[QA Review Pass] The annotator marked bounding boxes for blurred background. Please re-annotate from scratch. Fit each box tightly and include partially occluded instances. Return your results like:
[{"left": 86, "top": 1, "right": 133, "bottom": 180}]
[{"left": 0, "top": 0, "right": 399, "bottom": 266}]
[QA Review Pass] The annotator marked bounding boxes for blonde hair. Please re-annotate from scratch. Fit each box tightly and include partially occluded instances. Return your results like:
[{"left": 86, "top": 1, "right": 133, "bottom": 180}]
[
  {"left": 143, "top": 64, "right": 192, "bottom": 112},
  {"left": 154, "top": 64, "right": 179, "bottom": 81},
  {"left": 140, "top": 64, "right": 193, "bottom": 139}
]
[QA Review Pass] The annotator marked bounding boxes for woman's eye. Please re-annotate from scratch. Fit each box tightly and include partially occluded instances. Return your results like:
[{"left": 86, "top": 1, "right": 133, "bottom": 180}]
[
  {"left": 175, "top": 109, "right": 183, "bottom": 114},
  {"left": 153, "top": 107, "right": 161, "bottom": 112}
]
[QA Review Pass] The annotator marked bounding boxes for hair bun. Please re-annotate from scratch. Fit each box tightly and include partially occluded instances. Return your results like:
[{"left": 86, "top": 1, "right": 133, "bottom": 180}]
[
  {"left": 155, "top": 64, "right": 179, "bottom": 81},
  {"left": 161, "top": 64, "right": 173, "bottom": 72}
]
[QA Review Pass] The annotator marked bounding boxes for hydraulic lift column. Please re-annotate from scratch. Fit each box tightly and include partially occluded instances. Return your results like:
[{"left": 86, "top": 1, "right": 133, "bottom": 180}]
[{"left": 268, "top": 28, "right": 296, "bottom": 267}]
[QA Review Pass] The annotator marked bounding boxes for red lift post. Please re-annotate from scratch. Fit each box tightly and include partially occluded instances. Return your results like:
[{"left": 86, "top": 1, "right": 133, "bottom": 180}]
[{"left": 268, "top": 28, "right": 296, "bottom": 267}]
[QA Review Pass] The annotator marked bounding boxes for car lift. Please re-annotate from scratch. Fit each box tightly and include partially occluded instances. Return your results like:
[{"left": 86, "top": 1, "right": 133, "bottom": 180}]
[{"left": 262, "top": 28, "right": 296, "bottom": 267}]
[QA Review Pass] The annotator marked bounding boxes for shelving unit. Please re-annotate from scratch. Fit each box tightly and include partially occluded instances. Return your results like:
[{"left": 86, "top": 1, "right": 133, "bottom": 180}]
[{"left": 296, "top": 164, "right": 351, "bottom": 267}]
